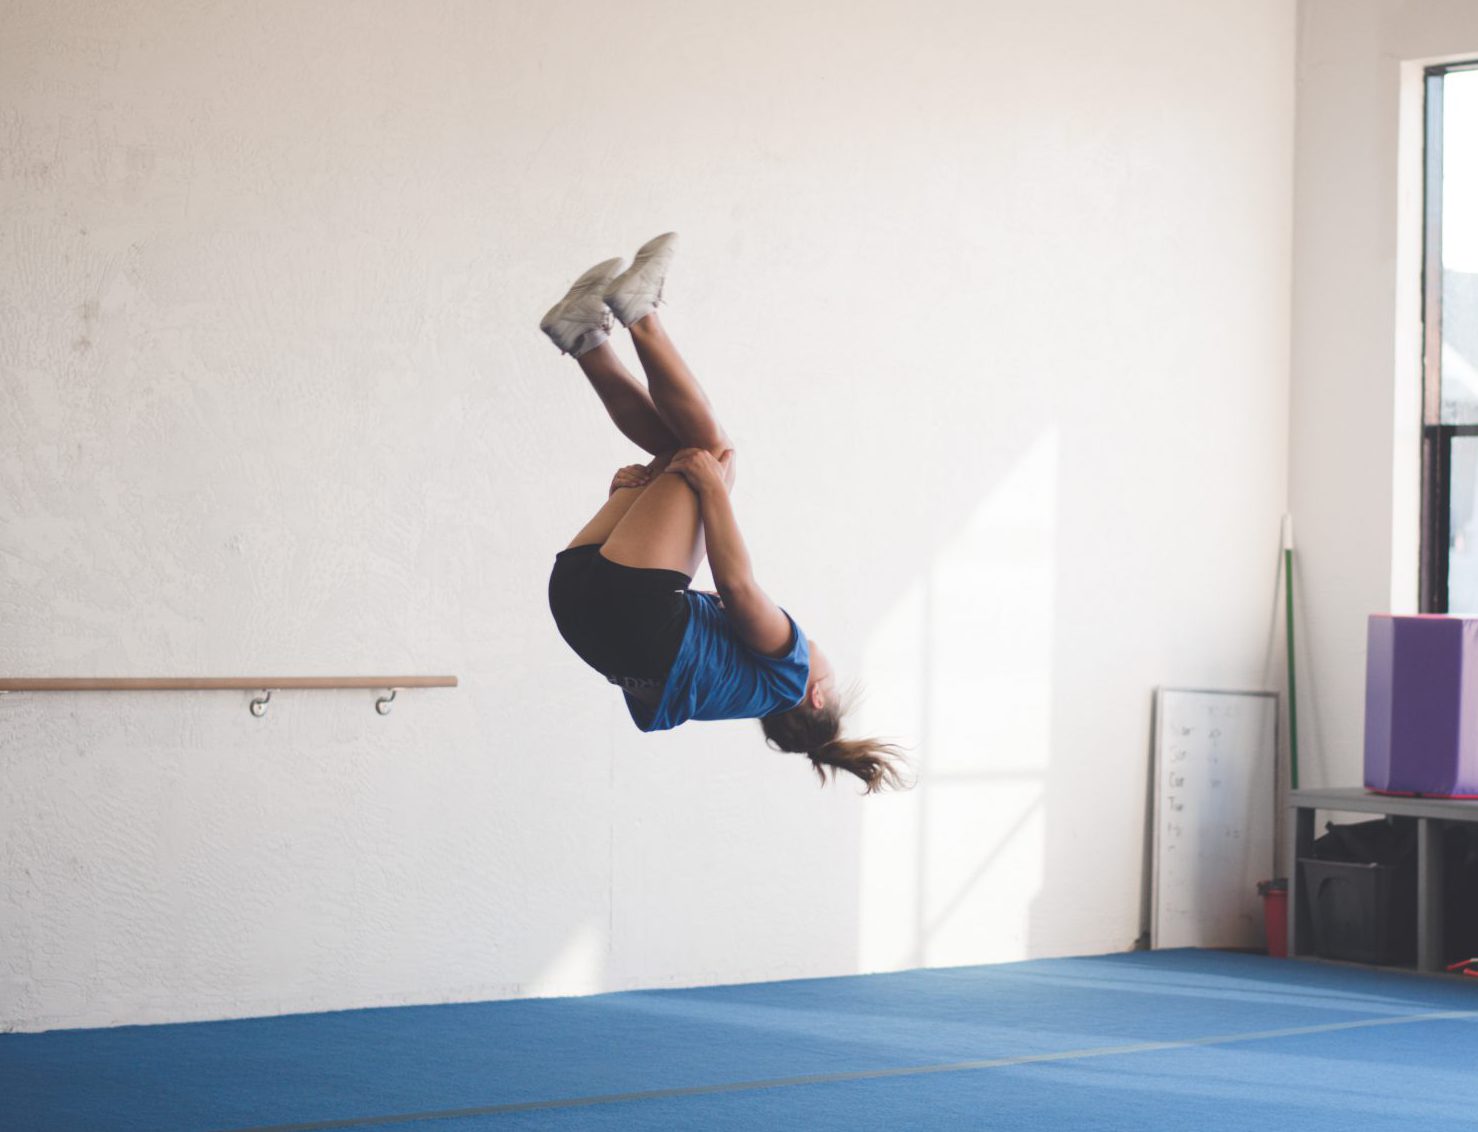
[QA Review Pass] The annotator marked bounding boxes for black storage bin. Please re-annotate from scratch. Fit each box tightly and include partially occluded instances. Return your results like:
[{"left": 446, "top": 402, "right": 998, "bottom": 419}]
[
  {"left": 1444, "top": 825, "right": 1478, "bottom": 964},
  {"left": 1298, "top": 857, "right": 1416, "bottom": 965}
]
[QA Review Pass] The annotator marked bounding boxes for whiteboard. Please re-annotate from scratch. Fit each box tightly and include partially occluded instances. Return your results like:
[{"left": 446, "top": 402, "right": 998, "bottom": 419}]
[{"left": 1151, "top": 688, "right": 1278, "bottom": 950}]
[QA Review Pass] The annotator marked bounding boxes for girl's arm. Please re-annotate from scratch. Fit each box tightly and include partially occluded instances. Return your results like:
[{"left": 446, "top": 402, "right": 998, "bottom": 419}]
[
  {"left": 695, "top": 482, "right": 794, "bottom": 656},
  {"left": 665, "top": 449, "right": 794, "bottom": 658}
]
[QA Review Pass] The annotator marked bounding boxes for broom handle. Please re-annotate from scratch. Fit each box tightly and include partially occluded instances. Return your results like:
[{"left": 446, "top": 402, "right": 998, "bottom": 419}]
[{"left": 1283, "top": 515, "right": 1299, "bottom": 792}]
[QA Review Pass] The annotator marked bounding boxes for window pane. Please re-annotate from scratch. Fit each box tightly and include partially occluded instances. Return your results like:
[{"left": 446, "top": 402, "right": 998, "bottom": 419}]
[
  {"left": 1441, "top": 69, "right": 1478, "bottom": 424},
  {"left": 1449, "top": 436, "right": 1478, "bottom": 612}
]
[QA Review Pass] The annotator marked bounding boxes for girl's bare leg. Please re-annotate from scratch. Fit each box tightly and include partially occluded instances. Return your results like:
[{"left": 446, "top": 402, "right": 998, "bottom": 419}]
[
  {"left": 597, "top": 312, "right": 739, "bottom": 575},
  {"left": 601, "top": 435, "right": 737, "bottom": 577},
  {"left": 576, "top": 342, "right": 682, "bottom": 456},
  {"left": 600, "top": 470, "right": 709, "bottom": 576},
  {"left": 564, "top": 454, "right": 673, "bottom": 550},
  {"left": 562, "top": 451, "right": 709, "bottom": 577},
  {"left": 628, "top": 313, "right": 732, "bottom": 453}
]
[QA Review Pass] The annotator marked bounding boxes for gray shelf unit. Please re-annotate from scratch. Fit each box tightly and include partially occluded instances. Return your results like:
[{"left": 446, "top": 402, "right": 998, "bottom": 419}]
[{"left": 1288, "top": 787, "right": 1478, "bottom": 972}]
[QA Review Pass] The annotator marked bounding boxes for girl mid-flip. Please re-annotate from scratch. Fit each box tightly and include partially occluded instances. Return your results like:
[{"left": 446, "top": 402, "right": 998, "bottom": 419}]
[{"left": 541, "top": 233, "right": 906, "bottom": 793}]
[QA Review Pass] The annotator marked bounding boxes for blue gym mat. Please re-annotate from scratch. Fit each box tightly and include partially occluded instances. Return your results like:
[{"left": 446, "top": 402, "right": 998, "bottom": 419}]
[{"left": 5, "top": 949, "right": 1478, "bottom": 1130}]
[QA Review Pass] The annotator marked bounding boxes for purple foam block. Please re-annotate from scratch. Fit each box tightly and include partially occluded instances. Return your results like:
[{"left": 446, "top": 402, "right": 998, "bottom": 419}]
[{"left": 1365, "top": 614, "right": 1478, "bottom": 797}]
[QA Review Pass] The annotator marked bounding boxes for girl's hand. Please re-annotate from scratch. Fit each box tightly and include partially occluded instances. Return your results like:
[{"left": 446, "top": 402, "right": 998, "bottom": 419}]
[
  {"left": 664, "top": 448, "right": 734, "bottom": 495},
  {"left": 609, "top": 464, "right": 653, "bottom": 496}
]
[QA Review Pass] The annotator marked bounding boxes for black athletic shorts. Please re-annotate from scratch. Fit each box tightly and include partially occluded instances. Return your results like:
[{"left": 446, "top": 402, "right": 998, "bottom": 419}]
[{"left": 548, "top": 544, "right": 692, "bottom": 699}]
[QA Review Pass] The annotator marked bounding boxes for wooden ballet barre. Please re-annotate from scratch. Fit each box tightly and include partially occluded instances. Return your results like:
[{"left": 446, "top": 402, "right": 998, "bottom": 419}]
[
  {"left": 0, "top": 676, "right": 458, "bottom": 717},
  {"left": 0, "top": 676, "right": 458, "bottom": 691}
]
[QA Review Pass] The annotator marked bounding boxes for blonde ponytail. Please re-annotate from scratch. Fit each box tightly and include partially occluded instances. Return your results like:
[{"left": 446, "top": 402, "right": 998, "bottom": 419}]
[
  {"left": 808, "top": 736, "right": 909, "bottom": 793},
  {"left": 761, "top": 689, "right": 911, "bottom": 793}
]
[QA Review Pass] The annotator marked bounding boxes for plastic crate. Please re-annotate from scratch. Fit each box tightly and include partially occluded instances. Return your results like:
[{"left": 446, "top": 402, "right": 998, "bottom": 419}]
[{"left": 1298, "top": 857, "right": 1415, "bottom": 965}]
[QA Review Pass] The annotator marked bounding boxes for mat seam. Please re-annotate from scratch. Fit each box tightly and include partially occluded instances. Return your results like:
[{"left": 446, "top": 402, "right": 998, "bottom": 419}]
[{"left": 216, "top": 1008, "right": 1478, "bottom": 1132}]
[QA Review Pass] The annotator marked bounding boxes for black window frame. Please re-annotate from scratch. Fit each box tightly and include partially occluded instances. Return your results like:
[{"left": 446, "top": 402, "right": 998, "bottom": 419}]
[{"left": 1420, "top": 60, "right": 1478, "bottom": 613}]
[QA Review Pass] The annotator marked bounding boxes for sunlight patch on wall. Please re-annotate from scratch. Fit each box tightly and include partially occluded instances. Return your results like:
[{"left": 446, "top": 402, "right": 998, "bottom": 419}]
[
  {"left": 856, "top": 429, "right": 1058, "bottom": 969},
  {"left": 526, "top": 920, "right": 607, "bottom": 998}
]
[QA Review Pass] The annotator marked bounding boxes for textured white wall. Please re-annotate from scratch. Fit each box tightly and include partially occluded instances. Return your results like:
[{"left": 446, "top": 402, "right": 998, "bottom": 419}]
[
  {"left": 1290, "top": 0, "right": 1478, "bottom": 790},
  {"left": 1, "top": 0, "right": 1295, "bottom": 1031}
]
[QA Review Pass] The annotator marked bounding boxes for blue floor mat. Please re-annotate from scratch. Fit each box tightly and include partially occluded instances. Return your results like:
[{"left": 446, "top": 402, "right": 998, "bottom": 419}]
[{"left": 5, "top": 950, "right": 1477, "bottom": 1131}]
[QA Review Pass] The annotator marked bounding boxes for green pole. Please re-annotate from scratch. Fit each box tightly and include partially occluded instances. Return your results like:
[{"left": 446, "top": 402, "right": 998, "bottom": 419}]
[{"left": 1283, "top": 515, "right": 1299, "bottom": 792}]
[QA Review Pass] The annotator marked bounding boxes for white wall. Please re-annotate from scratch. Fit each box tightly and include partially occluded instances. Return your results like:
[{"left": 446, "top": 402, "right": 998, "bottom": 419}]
[
  {"left": 1, "top": 0, "right": 1295, "bottom": 1031},
  {"left": 1290, "top": 0, "right": 1478, "bottom": 790}
]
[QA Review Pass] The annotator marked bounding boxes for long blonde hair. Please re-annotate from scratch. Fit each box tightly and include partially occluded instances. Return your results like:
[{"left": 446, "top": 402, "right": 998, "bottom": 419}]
[{"left": 760, "top": 689, "right": 909, "bottom": 794}]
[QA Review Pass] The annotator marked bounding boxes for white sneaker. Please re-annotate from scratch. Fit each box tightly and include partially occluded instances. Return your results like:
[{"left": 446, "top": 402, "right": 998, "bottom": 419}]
[
  {"left": 603, "top": 232, "right": 678, "bottom": 327},
  {"left": 539, "top": 257, "right": 625, "bottom": 357}
]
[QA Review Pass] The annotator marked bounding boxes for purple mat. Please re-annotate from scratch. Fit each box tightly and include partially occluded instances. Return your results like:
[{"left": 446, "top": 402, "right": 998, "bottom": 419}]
[{"left": 1365, "top": 614, "right": 1478, "bottom": 797}]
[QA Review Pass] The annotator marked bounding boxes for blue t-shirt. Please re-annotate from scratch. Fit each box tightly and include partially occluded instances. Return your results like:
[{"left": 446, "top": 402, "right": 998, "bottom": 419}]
[{"left": 625, "top": 592, "right": 810, "bottom": 732}]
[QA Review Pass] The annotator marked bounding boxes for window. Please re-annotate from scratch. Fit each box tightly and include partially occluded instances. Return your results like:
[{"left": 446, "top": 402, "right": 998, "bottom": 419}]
[{"left": 1421, "top": 61, "right": 1478, "bottom": 613}]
